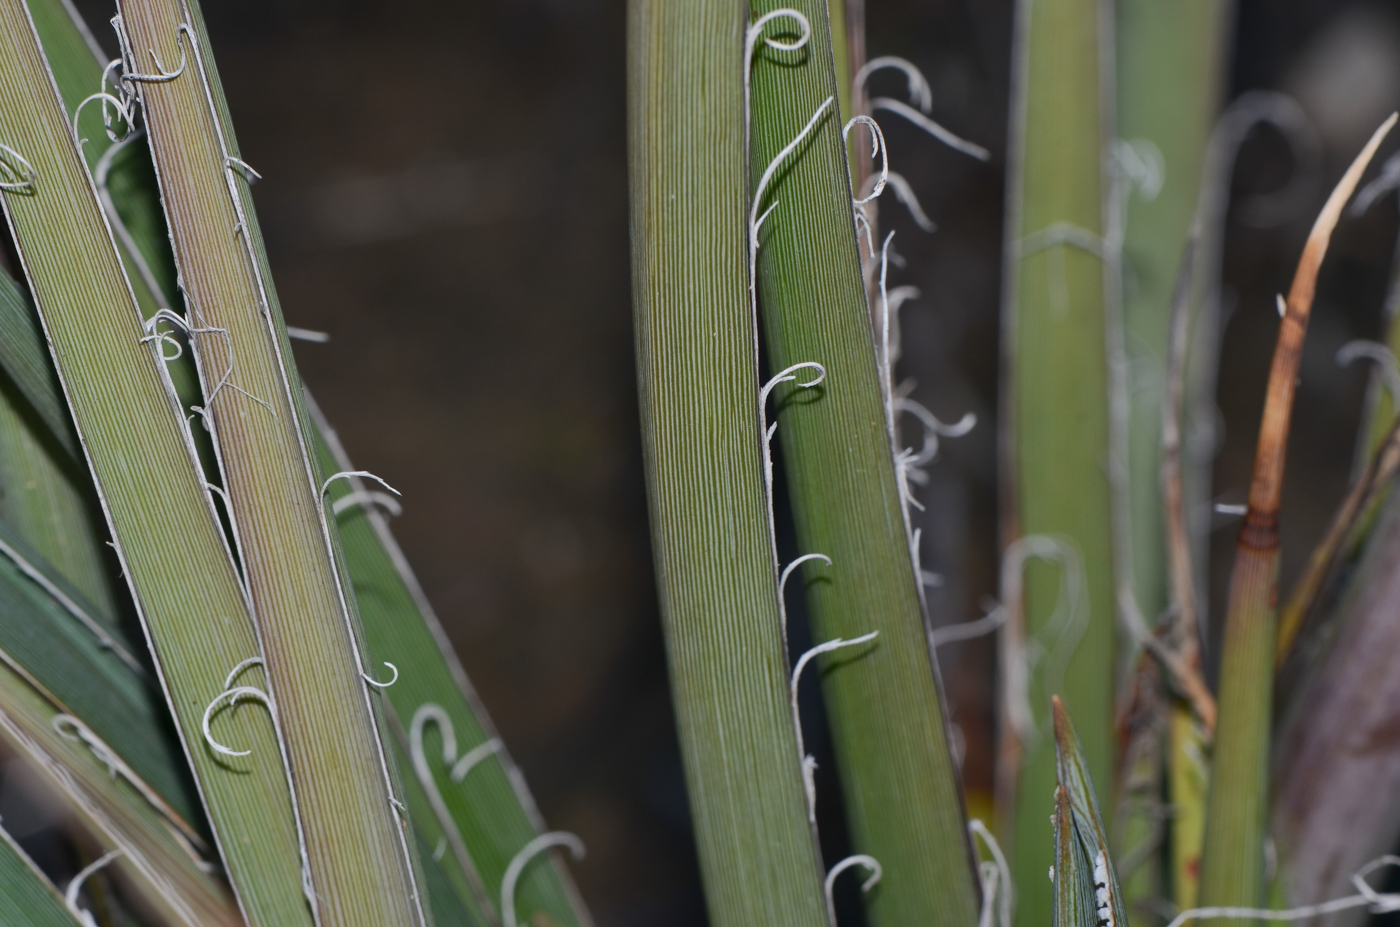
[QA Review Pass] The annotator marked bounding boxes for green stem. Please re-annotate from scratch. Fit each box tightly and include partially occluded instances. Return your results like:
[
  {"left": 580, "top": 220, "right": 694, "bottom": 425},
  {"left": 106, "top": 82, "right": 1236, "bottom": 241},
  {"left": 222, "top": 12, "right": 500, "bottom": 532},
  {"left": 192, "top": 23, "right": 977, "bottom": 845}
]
[{"left": 1001, "top": 0, "right": 1117, "bottom": 920}]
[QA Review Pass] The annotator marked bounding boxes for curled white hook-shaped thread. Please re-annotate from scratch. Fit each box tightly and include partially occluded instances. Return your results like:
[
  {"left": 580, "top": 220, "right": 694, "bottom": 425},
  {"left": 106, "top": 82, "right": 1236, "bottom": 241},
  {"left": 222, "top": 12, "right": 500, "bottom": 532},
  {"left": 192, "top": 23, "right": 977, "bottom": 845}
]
[
  {"left": 760, "top": 361, "right": 828, "bottom": 410},
  {"left": 122, "top": 32, "right": 187, "bottom": 84},
  {"left": 999, "top": 535, "right": 1087, "bottom": 743},
  {"left": 853, "top": 205, "right": 877, "bottom": 257},
  {"left": 779, "top": 554, "right": 832, "bottom": 604},
  {"left": 66, "top": 848, "right": 124, "bottom": 927},
  {"left": 222, "top": 656, "right": 264, "bottom": 690},
  {"left": 970, "top": 819, "right": 1013, "bottom": 927},
  {"left": 0, "top": 143, "right": 37, "bottom": 194},
  {"left": 861, "top": 171, "right": 937, "bottom": 232},
  {"left": 362, "top": 662, "right": 398, "bottom": 688},
  {"left": 897, "top": 397, "right": 977, "bottom": 468},
  {"left": 286, "top": 326, "right": 330, "bottom": 343},
  {"left": 745, "top": 9, "right": 812, "bottom": 63},
  {"left": 412, "top": 704, "right": 457, "bottom": 768},
  {"left": 789, "top": 632, "right": 878, "bottom": 815},
  {"left": 930, "top": 605, "right": 1006, "bottom": 649},
  {"left": 101, "top": 57, "right": 125, "bottom": 99},
  {"left": 854, "top": 56, "right": 932, "bottom": 113},
  {"left": 502, "top": 833, "right": 587, "bottom": 927},
  {"left": 202, "top": 686, "right": 274, "bottom": 757},
  {"left": 409, "top": 703, "right": 497, "bottom": 910},
  {"left": 450, "top": 737, "right": 503, "bottom": 782},
  {"left": 226, "top": 157, "right": 262, "bottom": 183},
  {"left": 1338, "top": 340, "right": 1400, "bottom": 410},
  {"left": 321, "top": 470, "right": 401, "bottom": 501},
  {"left": 825, "top": 854, "right": 883, "bottom": 910},
  {"left": 751, "top": 98, "right": 835, "bottom": 258},
  {"left": 332, "top": 489, "right": 404, "bottom": 518},
  {"left": 759, "top": 362, "right": 827, "bottom": 514},
  {"left": 844, "top": 116, "right": 888, "bottom": 205},
  {"left": 1017, "top": 222, "right": 1107, "bottom": 260},
  {"left": 871, "top": 97, "right": 990, "bottom": 161},
  {"left": 742, "top": 9, "right": 812, "bottom": 208},
  {"left": 878, "top": 233, "right": 900, "bottom": 449},
  {"left": 139, "top": 307, "right": 195, "bottom": 362},
  {"left": 1113, "top": 138, "right": 1165, "bottom": 202},
  {"left": 72, "top": 93, "right": 135, "bottom": 147}
]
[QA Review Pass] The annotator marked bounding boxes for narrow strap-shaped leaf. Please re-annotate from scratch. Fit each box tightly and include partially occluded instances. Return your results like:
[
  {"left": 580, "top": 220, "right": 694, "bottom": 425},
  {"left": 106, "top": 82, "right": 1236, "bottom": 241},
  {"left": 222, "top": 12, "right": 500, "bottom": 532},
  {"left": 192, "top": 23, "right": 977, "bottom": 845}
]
[
  {"left": 0, "top": 657, "right": 240, "bottom": 926},
  {"left": 1053, "top": 785, "right": 1098, "bottom": 927},
  {"left": 1199, "top": 117, "right": 1394, "bottom": 922},
  {"left": 0, "top": 824, "right": 81, "bottom": 927},
  {"left": 0, "top": 544, "right": 198, "bottom": 825},
  {"left": 0, "top": 4, "right": 310, "bottom": 923},
  {"left": 0, "top": 272, "right": 75, "bottom": 460},
  {"left": 748, "top": 3, "right": 983, "bottom": 925},
  {"left": 312, "top": 396, "right": 591, "bottom": 927},
  {"left": 1053, "top": 696, "right": 1129, "bottom": 927},
  {"left": 628, "top": 0, "right": 831, "bottom": 924},
  {"left": 33, "top": 4, "right": 563, "bottom": 922},
  {"left": 114, "top": 1, "right": 424, "bottom": 921},
  {"left": 414, "top": 826, "right": 488, "bottom": 927},
  {"left": 28, "top": 0, "right": 220, "bottom": 479}
]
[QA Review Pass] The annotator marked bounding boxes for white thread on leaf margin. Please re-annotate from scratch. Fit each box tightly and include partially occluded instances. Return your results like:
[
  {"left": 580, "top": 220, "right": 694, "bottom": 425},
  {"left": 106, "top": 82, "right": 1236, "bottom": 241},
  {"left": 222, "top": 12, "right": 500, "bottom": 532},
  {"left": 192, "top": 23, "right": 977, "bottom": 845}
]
[
  {"left": 931, "top": 605, "right": 1006, "bottom": 649},
  {"left": 222, "top": 655, "right": 263, "bottom": 689},
  {"left": 502, "top": 832, "right": 586, "bottom": 927},
  {"left": 362, "top": 662, "right": 398, "bottom": 688},
  {"left": 844, "top": 116, "right": 888, "bottom": 205},
  {"left": 72, "top": 93, "right": 135, "bottom": 149},
  {"left": 1162, "top": 855, "right": 1400, "bottom": 927},
  {"left": 201, "top": 685, "right": 275, "bottom": 757},
  {"left": 998, "top": 535, "right": 1087, "bottom": 745},
  {"left": 321, "top": 470, "right": 401, "bottom": 505},
  {"left": 333, "top": 489, "right": 404, "bottom": 518},
  {"left": 870, "top": 97, "right": 989, "bottom": 161},
  {"left": 0, "top": 143, "right": 36, "bottom": 194},
  {"left": 451, "top": 737, "right": 503, "bottom": 782},
  {"left": 860, "top": 171, "right": 937, "bottom": 233},
  {"left": 855, "top": 56, "right": 932, "bottom": 113},
  {"left": 758, "top": 362, "right": 826, "bottom": 554},
  {"left": 409, "top": 704, "right": 499, "bottom": 911},
  {"left": 778, "top": 553, "right": 832, "bottom": 636},
  {"left": 789, "top": 633, "right": 878, "bottom": 819},
  {"left": 825, "top": 854, "right": 882, "bottom": 911},
  {"left": 970, "top": 819, "right": 1012, "bottom": 927},
  {"left": 750, "top": 98, "right": 835, "bottom": 308},
  {"left": 1338, "top": 340, "right": 1400, "bottom": 410},
  {"left": 66, "top": 848, "right": 124, "bottom": 927}
]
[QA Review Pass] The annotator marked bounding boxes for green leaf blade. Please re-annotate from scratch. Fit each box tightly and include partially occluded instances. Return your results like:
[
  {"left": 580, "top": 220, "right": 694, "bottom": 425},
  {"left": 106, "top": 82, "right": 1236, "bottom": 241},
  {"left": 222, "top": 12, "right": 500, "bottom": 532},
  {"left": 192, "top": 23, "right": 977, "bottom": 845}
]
[{"left": 0, "top": 3, "right": 312, "bottom": 922}]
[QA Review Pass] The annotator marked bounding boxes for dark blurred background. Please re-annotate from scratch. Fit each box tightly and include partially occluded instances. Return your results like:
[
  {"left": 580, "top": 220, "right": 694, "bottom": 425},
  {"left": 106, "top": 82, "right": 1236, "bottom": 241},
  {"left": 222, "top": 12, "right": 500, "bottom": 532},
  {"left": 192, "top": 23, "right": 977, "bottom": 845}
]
[{"left": 59, "top": 0, "right": 1400, "bottom": 923}]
